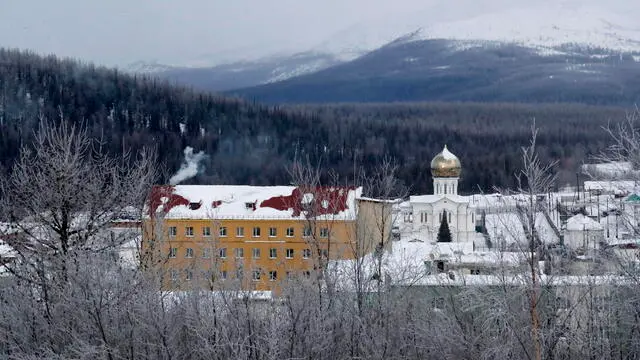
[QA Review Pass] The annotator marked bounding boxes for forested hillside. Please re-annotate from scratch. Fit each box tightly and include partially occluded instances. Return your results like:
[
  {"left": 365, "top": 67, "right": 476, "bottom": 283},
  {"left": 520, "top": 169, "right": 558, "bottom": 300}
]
[{"left": 0, "top": 48, "right": 627, "bottom": 193}]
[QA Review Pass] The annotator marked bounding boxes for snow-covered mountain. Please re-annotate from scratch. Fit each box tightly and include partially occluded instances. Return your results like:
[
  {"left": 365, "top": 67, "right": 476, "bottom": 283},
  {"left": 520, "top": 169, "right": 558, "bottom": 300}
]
[
  {"left": 314, "top": 0, "right": 640, "bottom": 60},
  {"left": 129, "top": 0, "right": 640, "bottom": 93}
]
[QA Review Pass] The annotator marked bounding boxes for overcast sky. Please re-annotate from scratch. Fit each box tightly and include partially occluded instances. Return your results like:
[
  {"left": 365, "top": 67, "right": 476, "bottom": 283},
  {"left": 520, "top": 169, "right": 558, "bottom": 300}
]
[{"left": 0, "top": 0, "right": 426, "bottom": 67}]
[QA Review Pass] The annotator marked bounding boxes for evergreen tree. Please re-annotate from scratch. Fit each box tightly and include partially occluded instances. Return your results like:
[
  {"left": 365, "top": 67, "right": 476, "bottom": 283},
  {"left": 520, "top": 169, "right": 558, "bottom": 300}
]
[{"left": 437, "top": 211, "right": 452, "bottom": 243}]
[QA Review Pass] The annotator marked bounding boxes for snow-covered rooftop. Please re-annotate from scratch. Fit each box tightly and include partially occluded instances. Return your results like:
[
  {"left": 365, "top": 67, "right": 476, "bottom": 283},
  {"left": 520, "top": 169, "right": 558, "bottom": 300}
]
[
  {"left": 410, "top": 194, "right": 469, "bottom": 204},
  {"left": 148, "top": 185, "right": 363, "bottom": 220},
  {"left": 584, "top": 181, "right": 637, "bottom": 194},
  {"left": 566, "top": 214, "right": 604, "bottom": 231}
]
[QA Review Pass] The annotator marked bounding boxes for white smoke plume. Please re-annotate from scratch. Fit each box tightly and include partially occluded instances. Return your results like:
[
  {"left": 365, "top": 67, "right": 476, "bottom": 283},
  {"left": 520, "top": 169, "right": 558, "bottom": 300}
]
[{"left": 169, "top": 146, "right": 207, "bottom": 185}]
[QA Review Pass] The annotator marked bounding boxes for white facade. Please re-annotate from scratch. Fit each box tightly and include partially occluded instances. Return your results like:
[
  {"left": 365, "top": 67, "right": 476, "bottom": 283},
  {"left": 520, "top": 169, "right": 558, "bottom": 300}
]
[
  {"left": 410, "top": 193, "right": 476, "bottom": 243},
  {"left": 565, "top": 214, "right": 604, "bottom": 250}
]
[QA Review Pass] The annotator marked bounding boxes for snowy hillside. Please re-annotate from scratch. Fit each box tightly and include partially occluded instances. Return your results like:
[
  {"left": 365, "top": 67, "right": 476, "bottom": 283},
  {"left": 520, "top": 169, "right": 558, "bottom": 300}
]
[{"left": 313, "top": 0, "right": 640, "bottom": 61}]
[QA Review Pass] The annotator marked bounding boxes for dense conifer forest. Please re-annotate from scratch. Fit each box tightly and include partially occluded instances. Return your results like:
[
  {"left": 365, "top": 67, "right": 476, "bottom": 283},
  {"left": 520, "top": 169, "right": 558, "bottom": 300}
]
[{"left": 0, "top": 48, "right": 627, "bottom": 193}]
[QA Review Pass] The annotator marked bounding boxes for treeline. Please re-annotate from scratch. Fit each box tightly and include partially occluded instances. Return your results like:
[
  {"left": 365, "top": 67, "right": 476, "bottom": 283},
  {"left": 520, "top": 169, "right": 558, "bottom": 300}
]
[{"left": 0, "top": 48, "right": 626, "bottom": 193}]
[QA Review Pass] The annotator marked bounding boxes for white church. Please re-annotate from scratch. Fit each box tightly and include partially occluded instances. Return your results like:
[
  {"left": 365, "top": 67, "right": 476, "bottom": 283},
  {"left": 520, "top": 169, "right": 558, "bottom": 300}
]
[{"left": 404, "top": 145, "right": 478, "bottom": 243}]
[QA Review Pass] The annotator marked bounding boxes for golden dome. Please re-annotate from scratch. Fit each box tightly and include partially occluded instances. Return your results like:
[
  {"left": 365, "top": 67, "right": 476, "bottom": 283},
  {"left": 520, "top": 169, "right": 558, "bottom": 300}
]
[{"left": 430, "top": 145, "right": 461, "bottom": 178}]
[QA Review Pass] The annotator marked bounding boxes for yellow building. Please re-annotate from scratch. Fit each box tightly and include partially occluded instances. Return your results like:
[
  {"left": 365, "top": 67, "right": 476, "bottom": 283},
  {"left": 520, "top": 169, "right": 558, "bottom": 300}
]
[{"left": 143, "top": 185, "right": 389, "bottom": 291}]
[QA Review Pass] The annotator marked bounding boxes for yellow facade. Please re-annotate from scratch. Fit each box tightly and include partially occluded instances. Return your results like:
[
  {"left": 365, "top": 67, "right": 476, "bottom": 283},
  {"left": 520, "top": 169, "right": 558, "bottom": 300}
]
[{"left": 143, "top": 218, "right": 358, "bottom": 291}]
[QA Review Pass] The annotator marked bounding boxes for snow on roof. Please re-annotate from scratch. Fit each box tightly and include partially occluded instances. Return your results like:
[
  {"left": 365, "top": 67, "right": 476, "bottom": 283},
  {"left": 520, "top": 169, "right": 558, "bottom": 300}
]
[
  {"left": 582, "top": 162, "right": 634, "bottom": 176},
  {"left": 410, "top": 194, "right": 469, "bottom": 204},
  {"left": 566, "top": 214, "right": 604, "bottom": 231},
  {"left": 399, "top": 273, "right": 634, "bottom": 287},
  {"left": 148, "top": 185, "right": 363, "bottom": 220},
  {"left": 584, "top": 181, "right": 637, "bottom": 194},
  {"left": 485, "top": 211, "right": 559, "bottom": 245}
]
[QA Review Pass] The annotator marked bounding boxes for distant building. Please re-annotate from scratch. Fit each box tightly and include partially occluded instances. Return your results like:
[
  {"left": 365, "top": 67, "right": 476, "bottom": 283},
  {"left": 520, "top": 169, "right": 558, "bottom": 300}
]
[
  {"left": 143, "top": 185, "right": 389, "bottom": 291},
  {"left": 565, "top": 214, "right": 604, "bottom": 250},
  {"left": 406, "top": 146, "right": 478, "bottom": 243}
]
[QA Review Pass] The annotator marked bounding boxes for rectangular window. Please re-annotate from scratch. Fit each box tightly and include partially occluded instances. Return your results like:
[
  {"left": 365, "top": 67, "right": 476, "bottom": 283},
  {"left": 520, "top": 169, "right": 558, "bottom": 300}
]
[
  {"left": 321, "top": 249, "right": 329, "bottom": 259},
  {"left": 202, "top": 226, "right": 211, "bottom": 237},
  {"left": 185, "top": 226, "right": 194, "bottom": 237},
  {"left": 219, "top": 248, "right": 227, "bottom": 259},
  {"left": 235, "top": 248, "right": 244, "bottom": 258},
  {"left": 185, "top": 248, "right": 194, "bottom": 258},
  {"left": 269, "top": 248, "right": 277, "bottom": 259},
  {"left": 269, "top": 270, "right": 277, "bottom": 281},
  {"left": 202, "top": 248, "right": 211, "bottom": 259},
  {"left": 168, "top": 226, "right": 177, "bottom": 237},
  {"left": 236, "top": 227, "right": 244, "bottom": 237},
  {"left": 169, "top": 247, "right": 177, "bottom": 258},
  {"left": 303, "top": 249, "right": 311, "bottom": 259},
  {"left": 220, "top": 270, "right": 228, "bottom": 280},
  {"left": 252, "top": 270, "right": 261, "bottom": 281},
  {"left": 269, "top": 227, "right": 277, "bottom": 237},
  {"left": 219, "top": 226, "right": 227, "bottom": 237},
  {"left": 252, "top": 227, "right": 261, "bottom": 237},
  {"left": 252, "top": 248, "right": 261, "bottom": 259},
  {"left": 286, "top": 227, "right": 294, "bottom": 237},
  {"left": 170, "top": 269, "right": 179, "bottom": 282},
  {"left": 286, "top": 271, "right": 292, "bottom": 280},
  {"left": 303, "top": 226, "right": 312, "bottom": 237},
  {"left": 320, "top": 227, "right": 329, "bottom": 238},
  {"left": 185, "top": 270, "right": 193, "bottom": 281},
  {"left": 286, "top": 249, "right": 294, "bottom": 259}
]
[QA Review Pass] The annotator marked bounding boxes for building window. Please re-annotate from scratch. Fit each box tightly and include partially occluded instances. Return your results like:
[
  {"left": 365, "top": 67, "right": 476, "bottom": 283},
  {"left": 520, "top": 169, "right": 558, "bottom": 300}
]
[
  {"left": 448, "top": 212, "right": 451, "bottom": 223},
  {"left": 169, "top": 247, "right": 177, "bottom": 258},
  {"left": 471, "top": 213, "right": 475, "bottom": 223},
  {"left": 202, "top": 248, "right": 211, "bottom": 258},
  {"left": 252, "top": 248, "right": 261, "bottom": 259},
  {"left": 269, "top": 271, "right": 277, "bottom": 281},
  {"left": 219, "top": 248, "right": 227, "bottom": 259},
  {"left": 303, "top": 271, "right": 311, "bottom": 278},
  {"left": 234, "top": 248, "right": 244, "bottom": 258},
  {"left": 269, "top": 227, "right": 277, "bottom": 237},
  {"left": 286, "top": 227, "right": 294, "bottom": 237},
  {"left": 303, "top": 226, "right": 312, "bottom": 237},
  {"left": 185, "top": 270, "right": 193, "bottom": 281},
  {"left": 320, "top": 227, "right": 329, "bottom": 238},
  {"left": 221, "top": 270, "right": 228, "bottom": 280},
  {"left": 168, "top": 226, "right": 177, "bottom": 237},
  {"left": 252, "top": 227, "right": 261, "bottom": 237},
  {"left": 219, "top": 227, "right": 227, "bottom": 237},
  {"left": 170, "top": 269, "right": 179, "bottom": 282},
  {"left": 470, "top": 269, "right": 481, "bottom": 275},
  {"left": 303, "top": 248, "right": 311, "bottom": 259},
  {"left": 252, "top": 270, "right": 261, "bottom": 281},
  {"left": 185, "top": 226, "right": 194, "bottom": 237},
  {"left": 436, "top": 261, "right": 445, "bottom": 273},
  {"left": 236, "top": 227, "right": 244, "bottom": 237},
  {"left": 185, "top": 248, "right": 194, "bottom": 258},
  {"left": 420, "top": 213, "right": 424, "bottom": 223},
  {"left": 269, "top": 248, "right": 277, "bottom": 259},
  {"left": 245, "top": 202, "right": 254, "bottom": 210},
  {"left": 202, "top": 226, "right": 211, "bottom": 237},
  {"left": 321, "top": 249, "right": 329, "bottom": 259},
  {"left": 286, "top": 271, "right": 292, "bottom": 279},
  {"left": 286, "top": 249, "right": 294, "bottom": 259}
]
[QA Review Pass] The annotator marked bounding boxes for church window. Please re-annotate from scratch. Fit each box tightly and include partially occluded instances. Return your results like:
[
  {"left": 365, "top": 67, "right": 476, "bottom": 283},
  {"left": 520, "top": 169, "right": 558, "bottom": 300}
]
[
  {"left": 472, "top": 213, "right": 474, "bottom": 223},
  {"left": 444, "top": 185, "right": 447, "bottom": 195},
  {"left": 448, "top": 212, "right": 451, "bottom": 223},
  {"left": 420, "top": 213, "right": 424, "bottom": 223}
]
